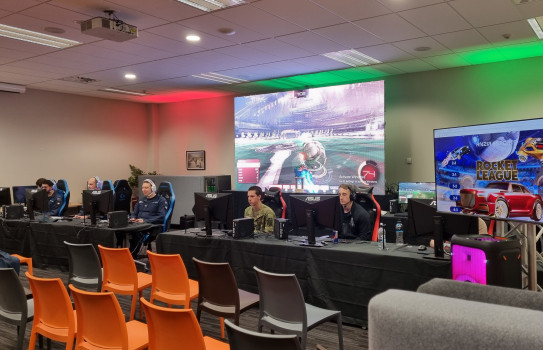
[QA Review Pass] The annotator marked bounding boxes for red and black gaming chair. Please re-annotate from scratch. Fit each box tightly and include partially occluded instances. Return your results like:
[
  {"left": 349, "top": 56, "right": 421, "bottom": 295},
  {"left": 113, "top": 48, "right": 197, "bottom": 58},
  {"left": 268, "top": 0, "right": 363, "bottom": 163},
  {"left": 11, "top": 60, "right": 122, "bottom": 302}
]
[
  {"left": 262, "top": 187, "right": 286, "bottom": 219},
  {"left": 354, "top": 186, "right": 381, "bottom": 241}
]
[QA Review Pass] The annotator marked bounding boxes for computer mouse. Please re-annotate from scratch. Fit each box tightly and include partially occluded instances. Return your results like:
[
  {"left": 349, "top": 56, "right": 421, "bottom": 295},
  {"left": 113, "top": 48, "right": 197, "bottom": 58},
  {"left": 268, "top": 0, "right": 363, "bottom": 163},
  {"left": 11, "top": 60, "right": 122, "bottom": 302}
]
[{"left": 418, "top": 245, "right": 427, "bottom": 251}]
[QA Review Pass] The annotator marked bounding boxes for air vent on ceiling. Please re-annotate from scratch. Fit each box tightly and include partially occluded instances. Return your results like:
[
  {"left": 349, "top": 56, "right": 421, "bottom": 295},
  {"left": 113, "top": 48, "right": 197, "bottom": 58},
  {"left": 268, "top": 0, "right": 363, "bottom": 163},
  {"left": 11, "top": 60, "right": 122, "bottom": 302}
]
[{"left": 61, "top": 76, "right": 98, "bottom": 84}]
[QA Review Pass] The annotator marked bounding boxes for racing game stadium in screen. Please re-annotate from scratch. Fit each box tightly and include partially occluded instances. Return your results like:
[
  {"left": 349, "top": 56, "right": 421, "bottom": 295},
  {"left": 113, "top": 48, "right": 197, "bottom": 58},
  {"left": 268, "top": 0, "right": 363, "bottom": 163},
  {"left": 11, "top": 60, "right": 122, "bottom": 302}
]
[
  {"left": 434, "top": 118, "right": 543, "bottom": 224},
  {"left": 234, "top": 81, "right": 385, "bottom": 194}
]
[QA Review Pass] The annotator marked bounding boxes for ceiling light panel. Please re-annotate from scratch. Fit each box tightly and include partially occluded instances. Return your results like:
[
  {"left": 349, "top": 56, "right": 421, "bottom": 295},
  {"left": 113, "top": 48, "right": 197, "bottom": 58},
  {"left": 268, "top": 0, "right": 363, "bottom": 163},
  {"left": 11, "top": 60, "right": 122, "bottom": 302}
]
[
  {"left": 100, "top": 88, "right": 148, "bottom": 96},
  {"left": 0, "top": 24, "right": 80, "bottom": 49},
  {"left": 528, "top": 17, "right": 543, "bottom": 39},
  {"left": 192, "top": 72, "right": 248, "bottom": 84},
  {"left": 176, "top": 0, "right": 245, "bottom": 12},
  {"left": 322, "top": 49, "right": 382, "bottom": 67}
]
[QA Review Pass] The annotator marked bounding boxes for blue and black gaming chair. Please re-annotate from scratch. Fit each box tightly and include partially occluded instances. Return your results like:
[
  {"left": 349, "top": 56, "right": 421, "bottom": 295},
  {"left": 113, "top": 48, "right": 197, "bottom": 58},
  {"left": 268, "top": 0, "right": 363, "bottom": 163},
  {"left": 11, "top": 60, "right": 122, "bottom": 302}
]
[
  {"left": 101, "top": 179, "right": 115, "bottom": 194},
  {"left": 157, "top": 181, "right": 175, "bottom": 232},
  {"left": 56, "top": 179, "right": 70, "bottom": 216},
  {"left": 113, "top": 179, "right": 132, "bottom": 213}
]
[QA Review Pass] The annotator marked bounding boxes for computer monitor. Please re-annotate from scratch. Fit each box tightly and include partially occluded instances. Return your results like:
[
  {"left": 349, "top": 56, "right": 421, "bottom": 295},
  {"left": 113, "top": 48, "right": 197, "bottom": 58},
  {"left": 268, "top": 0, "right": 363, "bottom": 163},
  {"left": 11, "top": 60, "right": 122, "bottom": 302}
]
[
  {"left": 12, "top": 185, "right": 36, "bottom": 204},
  {"left": 290, "top": 194, "right": 340, "bottom": 245},
  {"left": 398, "top": 182, "right": 436, "bottom": 204},
  {"left": 82, "top": 190, "right": 114, "bottom": 225},
  {"left": 0, "top": 187, "right": 11, "bottom": 206},
  {"left": 193, "top": 192, "right": 233, "bottom": 235},
  {"left": 406, "top": 198, "right": 478, "bottom": 245},
  {"left": 25, "top": 189, "right": 48, "bottom": 220}
]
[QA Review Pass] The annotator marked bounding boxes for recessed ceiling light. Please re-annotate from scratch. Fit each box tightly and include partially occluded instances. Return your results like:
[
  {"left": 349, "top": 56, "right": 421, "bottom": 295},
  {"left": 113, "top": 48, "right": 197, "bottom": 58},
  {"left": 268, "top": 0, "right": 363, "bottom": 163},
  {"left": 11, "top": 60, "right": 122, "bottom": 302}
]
[
  {"left": 414, "top": 46, "right": 431, "bottom": 52},
  {"left": 0, "top": 23, "right": 80, "bottom": 48},
  {"left": 124, "top": 73, "right": 137, "bottom": 80},
  {"left": 528, "top": 17, "right": 543, "bottom": 39},
  {"left": 186, "top": 34, "right": 201, "bottom": 42},
  {"left": 100, "top": 88, "right": 148, "bottom": 96},
  {"left": 193, "top": 72, "right": 248, "bottom": 84},
  {"left": 175, "top": 0, "right": 245, "bottom": 12},
  {"left": 322, "top": 49, "right": 381, "bottom": 67}
]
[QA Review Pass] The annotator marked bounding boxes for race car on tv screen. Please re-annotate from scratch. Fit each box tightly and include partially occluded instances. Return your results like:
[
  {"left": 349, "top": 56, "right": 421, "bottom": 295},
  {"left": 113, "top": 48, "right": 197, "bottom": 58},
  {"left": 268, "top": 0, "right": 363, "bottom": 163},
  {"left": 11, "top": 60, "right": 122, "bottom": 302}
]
[
  {"left": 457, "top": 182, "right": 543, "bottom": 220},
  {"left": 517, "top": 138, "right": 543, "bottom": 165}
]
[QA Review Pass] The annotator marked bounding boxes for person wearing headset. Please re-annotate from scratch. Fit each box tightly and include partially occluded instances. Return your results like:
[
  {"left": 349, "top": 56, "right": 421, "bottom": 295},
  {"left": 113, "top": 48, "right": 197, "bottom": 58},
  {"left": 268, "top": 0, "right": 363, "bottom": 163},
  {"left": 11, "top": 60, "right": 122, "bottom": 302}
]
[
  {"left": 74, "top": 176, "right": 102, "bottom": 219},
  {"left": 129, "top": 179, "right": 168, "bottom": 255},
  {"left": 338, "top": 183, "right": 371, "bottom": 240},
  {"left": 41, "top": 179, "right": 64, "bottom": 216}
]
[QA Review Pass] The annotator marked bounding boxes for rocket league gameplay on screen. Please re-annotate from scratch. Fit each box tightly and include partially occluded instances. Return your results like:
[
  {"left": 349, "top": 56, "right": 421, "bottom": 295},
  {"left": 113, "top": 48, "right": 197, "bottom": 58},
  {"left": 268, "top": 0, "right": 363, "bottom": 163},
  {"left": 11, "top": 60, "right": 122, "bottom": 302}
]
[
  {"left": 434, "top": 118, "right": 543, "bottom": 223},
  {"left": 234, "top": 81, "right": 385, "bottom": 194}
]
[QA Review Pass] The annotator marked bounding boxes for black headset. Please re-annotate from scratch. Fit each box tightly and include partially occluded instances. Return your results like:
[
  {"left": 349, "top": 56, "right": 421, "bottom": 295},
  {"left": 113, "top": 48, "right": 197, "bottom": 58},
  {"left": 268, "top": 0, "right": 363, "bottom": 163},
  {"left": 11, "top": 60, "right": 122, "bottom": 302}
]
[{"left": 347, "top": 184, "right": 356, "bottom": 202}]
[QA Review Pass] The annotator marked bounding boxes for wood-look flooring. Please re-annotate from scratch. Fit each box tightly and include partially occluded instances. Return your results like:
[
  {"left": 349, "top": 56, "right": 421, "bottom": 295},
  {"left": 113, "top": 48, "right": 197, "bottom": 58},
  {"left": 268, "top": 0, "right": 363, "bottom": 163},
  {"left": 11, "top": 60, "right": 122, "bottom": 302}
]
[{"left": 2, "top": 264, "right": 369, "bottom": 350}]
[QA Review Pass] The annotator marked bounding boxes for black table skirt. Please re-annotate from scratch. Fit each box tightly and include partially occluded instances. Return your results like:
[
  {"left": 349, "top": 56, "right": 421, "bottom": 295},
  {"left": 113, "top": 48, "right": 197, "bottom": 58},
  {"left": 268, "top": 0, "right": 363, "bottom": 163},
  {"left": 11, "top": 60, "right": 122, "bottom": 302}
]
[{"left": 157, "top": 230, "right": 451, "bottom": 325}]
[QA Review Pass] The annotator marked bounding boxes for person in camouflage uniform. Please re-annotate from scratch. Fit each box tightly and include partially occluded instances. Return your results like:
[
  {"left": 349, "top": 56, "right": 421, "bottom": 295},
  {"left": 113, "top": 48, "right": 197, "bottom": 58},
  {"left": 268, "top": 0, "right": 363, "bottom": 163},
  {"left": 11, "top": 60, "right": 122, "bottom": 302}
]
[{"left": 244, "top": 185, "right": 276, "bottom": 234}]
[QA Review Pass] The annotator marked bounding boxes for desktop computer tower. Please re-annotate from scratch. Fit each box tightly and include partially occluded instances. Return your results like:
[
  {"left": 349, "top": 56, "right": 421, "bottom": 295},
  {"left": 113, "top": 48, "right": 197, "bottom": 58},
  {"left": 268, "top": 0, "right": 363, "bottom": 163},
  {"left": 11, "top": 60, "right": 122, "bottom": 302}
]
[
  {"left": 233, "top": 217, "right": 254, "bottom": 239},
  {"left": 451, "top": 234, "right": 521, "bottom": 288},
  {"left": 2, "top": 205, "right": 24, "bottom": 219},
  {"left": 389, "top": 199, "right": 398, "bottom": 214},
  {"left": 274, "top": 218, "right": 289, "bottom": 240},
  {"left": 108, "top": 211, "right": 128, "bottom": 228}
]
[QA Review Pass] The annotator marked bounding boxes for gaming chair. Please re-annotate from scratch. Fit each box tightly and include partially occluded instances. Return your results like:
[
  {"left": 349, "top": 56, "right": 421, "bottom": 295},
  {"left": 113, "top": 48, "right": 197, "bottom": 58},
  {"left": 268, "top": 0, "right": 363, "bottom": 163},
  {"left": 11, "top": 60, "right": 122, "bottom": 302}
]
[
  {"left": 156, "top": 181, "right": 175, "bottom": 232},
  {"left": 113, "top": 179, "right": 132, "bottom": 213},
  {"left": 56, "top": 179, "right": 70, "bottom": 216},
  {"left": 262, "top": 187, "right": 286, "bottom": 219},
  {"left": 101, "top": 180, "right": 115, "bottom": 194},
  {"left": 354, "top": 186, "right": 381, "bottom": 241}
]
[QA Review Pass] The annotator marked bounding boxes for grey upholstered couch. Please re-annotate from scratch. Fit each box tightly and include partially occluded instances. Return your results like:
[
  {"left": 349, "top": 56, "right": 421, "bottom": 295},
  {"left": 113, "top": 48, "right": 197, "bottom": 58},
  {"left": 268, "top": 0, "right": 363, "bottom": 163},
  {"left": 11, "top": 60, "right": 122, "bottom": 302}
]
[{"left": 368, "top": 278, "right": 543, "bottom": 349}]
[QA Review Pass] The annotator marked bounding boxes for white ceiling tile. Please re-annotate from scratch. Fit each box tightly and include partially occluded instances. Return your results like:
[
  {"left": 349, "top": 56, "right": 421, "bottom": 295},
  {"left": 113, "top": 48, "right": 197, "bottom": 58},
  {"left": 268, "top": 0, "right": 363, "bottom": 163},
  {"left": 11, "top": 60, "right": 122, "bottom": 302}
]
[
  {"left": 146, "top": 22, "right": 237, "bottom": 50},
  {"left": 387, "top": 58, "right": 437, "bottom": 73},
  {"left": 356, "top": 44, "right": 415, "bottom": 63},
  {"left": 477, "top": 20, "right": 538, "bottom": 45},
  {"left": 177, "top": 14, "right": 266, "bottom": 44},
  {"left": 213, "top": 4, "right": 305, "bottom": 37},
  {"left": 311, "top": 0, "right": 391, "bottom": 21},
  {"left": 433, "top": 29, "right": 491, "bottom": 52},
  {"left": 421, "top": 53, "right": 472, "bottom": 69},
  {"left": 313, "top": 23, "right": 384, "bottom": 48},
  {"left": 392, "top": 36, "right": 452, "bottom": 58},
  {"left": 354, "top": 14, "right": 426, "bottom": 42},
  {"left": 449, "top": 0, "right": 523, "bottom": 27},
  {"left": 106, "top": 0, "right": 203, "bottom": 22},
  {"left": 377, "top": 0, "right": 444, "bottom": 12},
  {"left": 254, "top": 0, "right": 344, "bottom": 29},
  {"left": 399, "top": 3, "right": 472, "bottom": 35},
  {"left": 276, "top": 31, "right": 347, "bottom": 55},
  {"left": 245, "top": 39, "right": 314, "bottom": 60}
]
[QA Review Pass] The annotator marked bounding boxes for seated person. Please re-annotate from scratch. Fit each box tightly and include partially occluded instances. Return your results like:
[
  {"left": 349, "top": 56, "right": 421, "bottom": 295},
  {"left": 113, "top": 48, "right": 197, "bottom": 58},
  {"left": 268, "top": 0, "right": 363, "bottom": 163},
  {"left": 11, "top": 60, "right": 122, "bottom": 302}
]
[
  {"left": 74, "top": 176, "right": 102, "bottom": 219},
  {"left": 244, "top": 185, "right": 275, "bottom": 234},
  {"left": 42, "top": 179, "right": 64, "bottom": 216},
  {"left": 35, "top": 177, "right": 46, "bottom": 189},
  {"left": 338, "top": 184, "right": 371, "bottom": 240},
  {"left": 128, "top": 179, "right": 167, "bottom": 256}
]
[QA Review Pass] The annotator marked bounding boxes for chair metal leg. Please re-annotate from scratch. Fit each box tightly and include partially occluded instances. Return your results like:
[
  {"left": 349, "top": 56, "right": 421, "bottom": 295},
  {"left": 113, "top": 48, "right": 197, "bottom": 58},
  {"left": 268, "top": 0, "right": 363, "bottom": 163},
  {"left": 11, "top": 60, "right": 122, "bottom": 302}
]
[{"left": 337, "top": 315, "right": 344, "bottom": 350}]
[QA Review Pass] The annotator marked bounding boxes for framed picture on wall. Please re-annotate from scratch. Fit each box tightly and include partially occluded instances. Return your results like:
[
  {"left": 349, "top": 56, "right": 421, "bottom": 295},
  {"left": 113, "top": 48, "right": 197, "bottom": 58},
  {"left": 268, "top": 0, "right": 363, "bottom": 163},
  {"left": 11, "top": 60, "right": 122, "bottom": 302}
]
[{"left": 186, "top": 150, "right": 206, "bottom": 170}]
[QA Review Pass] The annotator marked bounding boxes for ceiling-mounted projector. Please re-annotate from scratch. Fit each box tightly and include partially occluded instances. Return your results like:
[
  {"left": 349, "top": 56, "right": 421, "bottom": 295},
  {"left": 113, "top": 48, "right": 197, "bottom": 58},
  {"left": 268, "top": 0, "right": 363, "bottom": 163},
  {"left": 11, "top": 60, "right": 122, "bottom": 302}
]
[{"left": 80, "top": 14, "right": 137, "bottom": 42}]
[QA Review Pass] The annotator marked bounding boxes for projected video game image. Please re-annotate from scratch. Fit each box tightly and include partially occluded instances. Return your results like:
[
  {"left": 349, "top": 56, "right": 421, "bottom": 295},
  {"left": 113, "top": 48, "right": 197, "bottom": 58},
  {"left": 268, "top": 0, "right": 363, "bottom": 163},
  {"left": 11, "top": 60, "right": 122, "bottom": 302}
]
[
  {"left": 398, "top": 182, "right": 436, "bottom": 204},
  {"left": 434, "top": 118, "right": 543, "bottom": 223},
  {"left": 235, "top": 81, "right": 385, "bottom": 194}
]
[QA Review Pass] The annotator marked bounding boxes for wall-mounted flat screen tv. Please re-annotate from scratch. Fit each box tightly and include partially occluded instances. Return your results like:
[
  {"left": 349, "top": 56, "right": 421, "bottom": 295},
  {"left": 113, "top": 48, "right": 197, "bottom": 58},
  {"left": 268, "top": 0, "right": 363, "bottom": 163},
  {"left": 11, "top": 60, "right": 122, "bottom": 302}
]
[
  {"left": 234, "top": 81, "right": 385, "bottom": 194},
  {"left": 434, "top": 118, "right": 543, "bottom": 224}
]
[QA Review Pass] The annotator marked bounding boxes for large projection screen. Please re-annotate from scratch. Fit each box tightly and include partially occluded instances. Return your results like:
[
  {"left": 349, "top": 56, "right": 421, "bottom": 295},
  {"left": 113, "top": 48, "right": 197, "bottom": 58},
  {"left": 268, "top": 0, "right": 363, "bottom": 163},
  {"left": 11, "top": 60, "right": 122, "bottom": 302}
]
[
  {"left": 434, "top": 118, "right": 543, "bottom": 224},
  {"left": 234, "top": 81, "right": 385, "bottom": 194}
]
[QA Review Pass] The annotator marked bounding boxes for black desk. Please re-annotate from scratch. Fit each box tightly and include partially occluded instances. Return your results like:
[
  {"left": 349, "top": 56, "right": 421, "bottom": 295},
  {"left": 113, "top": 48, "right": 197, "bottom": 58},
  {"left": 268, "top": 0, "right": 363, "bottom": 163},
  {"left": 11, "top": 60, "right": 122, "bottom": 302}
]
[
  {"left": 0, "top": 218, "right": 152, "bottom": 269},
  {"left": 156, "top": 230, "right": 451, "bottom": 325}
]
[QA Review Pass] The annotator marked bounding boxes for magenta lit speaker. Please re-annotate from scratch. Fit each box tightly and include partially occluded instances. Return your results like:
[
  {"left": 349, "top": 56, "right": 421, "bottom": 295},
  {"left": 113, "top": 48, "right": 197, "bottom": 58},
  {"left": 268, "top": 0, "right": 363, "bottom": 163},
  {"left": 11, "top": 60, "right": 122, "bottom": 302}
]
[{"left": 451, "top": 234, "right": 521, "bottom": 288}]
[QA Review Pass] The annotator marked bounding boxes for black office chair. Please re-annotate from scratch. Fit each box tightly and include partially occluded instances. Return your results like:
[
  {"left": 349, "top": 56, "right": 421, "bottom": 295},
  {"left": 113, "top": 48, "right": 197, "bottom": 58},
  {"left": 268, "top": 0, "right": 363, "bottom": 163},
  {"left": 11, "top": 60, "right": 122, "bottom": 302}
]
[
  {"left": 56, "top": 179, "right": 70, "bottom": 216},
  {"left": 354, "top": 186, "right": 381, "bottom": 241},
  {"left": 113, "top": 179, "right": 132, "bottom": 213},
  {"left": 262, "top": 187, "right": 286, "bottom": 219},
  {"left": 101, "top": 180, "right": 115, "bottom": 194},
  {"left": 156, "top": 181, "right": 175, "bottom": 232}
]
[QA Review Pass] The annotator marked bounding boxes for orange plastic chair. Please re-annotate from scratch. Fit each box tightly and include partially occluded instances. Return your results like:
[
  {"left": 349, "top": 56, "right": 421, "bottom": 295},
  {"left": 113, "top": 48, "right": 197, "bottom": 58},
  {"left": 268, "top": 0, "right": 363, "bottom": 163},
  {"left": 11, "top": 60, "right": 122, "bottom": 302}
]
[
  {"left": 69, "top": 285, "right": 148, "bottom": 350},
  {"left": 147, "top": 251, "right": 198, "bottom": 309},
  {"left": 26, "top": 272, "right": 76, "bottom": 350},
  {"left": 98, "top": 245, "right": 152, "bottom": 320},
  {"left": 11, "top": 254, "right": 33, "bottom": 275},
  {"left": 141, "top": 297, "right": 228, "bottom": 350}
]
